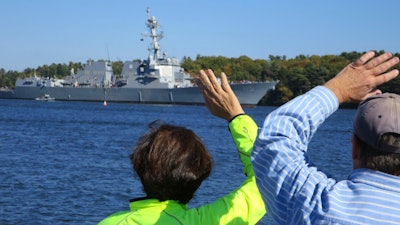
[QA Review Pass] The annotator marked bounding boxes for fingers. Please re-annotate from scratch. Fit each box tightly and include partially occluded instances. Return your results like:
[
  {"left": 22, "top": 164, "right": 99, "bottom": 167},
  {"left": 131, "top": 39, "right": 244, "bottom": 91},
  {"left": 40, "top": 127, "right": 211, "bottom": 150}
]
[
  {"left": 352, "top": 52, "right": 398, "bottom": 73},
  {"left": 371, "top": 56, "right": 399, "bottom": 75},
  {"left": 197, "top": 70, "right": 214, "bottom": 100},
  {"left": 364, "top": 52, "right": 394, "bottom": 71},
  {"left": 362, "top": 89, "right": 383, "bottom": 101},
  {"left": 369, "top": 53, "right": 399, "bottom": 87},
  {"left": 196, "top": 69, "right": 244, "bottom": 121},
  {"left": 351, "top": 52, "right": 396, "bottom": 72},
  {"left": 352, "top": 51, "right": 375, "bottom": 67},
  {"left": 350, "top": 51, "right": 399, "bottom": 87},
  {"left": 195, "top": 76, "right": 207, "bottom": 95},
  {"left": 197, "top": 70, "right": 209, "bottom": 90},
  {"left": 207, "top": 69, "right": 222, "bottom": 91},
  {"left": 373, "top": 68, "right": 399, "bottom": 87},
  {"left": 198, "top": 69, "right": 221, "bottom": 94},
  {"left": 220, "top": 72, "right": 233, "bottom": 94}
]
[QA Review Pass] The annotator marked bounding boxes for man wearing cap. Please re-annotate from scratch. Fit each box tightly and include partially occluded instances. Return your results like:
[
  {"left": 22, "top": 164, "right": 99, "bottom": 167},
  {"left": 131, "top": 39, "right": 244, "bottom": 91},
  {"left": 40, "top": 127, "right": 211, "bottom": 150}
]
[{"left": 251, "top": 51, "right": 400, "bottom": 224}]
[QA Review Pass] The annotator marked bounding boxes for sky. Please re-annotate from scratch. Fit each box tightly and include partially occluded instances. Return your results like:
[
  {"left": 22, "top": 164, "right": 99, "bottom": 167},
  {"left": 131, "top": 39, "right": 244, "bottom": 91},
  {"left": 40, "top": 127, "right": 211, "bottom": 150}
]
[{"left": 1, "top": 0, "right": 399, "bottom": 71}]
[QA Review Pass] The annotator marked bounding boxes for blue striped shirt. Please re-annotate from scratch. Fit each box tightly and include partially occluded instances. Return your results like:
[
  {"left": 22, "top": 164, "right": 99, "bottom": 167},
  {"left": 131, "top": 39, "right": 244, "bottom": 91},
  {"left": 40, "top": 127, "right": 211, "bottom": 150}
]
[{"left": 252, "top": 86, "right": 400, "bottom": 225}]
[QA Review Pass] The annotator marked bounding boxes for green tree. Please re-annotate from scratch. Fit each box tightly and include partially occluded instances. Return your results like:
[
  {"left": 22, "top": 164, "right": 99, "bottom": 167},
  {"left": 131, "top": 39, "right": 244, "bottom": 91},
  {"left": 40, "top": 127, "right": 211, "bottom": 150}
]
[{"left": 112, "top": 61, "right": 123, "bottom": 78}]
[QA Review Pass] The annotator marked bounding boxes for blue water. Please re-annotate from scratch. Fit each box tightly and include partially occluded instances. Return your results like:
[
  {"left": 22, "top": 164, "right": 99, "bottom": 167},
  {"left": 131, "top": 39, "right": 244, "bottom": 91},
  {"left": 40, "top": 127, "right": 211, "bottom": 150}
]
[{"left": 0, "top": 99, "right": 356, "bottom": 224}]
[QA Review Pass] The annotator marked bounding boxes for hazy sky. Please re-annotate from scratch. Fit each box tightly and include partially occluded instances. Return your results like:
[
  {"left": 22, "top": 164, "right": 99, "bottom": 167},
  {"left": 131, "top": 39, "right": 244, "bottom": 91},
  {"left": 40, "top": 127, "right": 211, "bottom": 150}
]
[{"left": 1, "top": 0, "right": 399, "bottom": 71}]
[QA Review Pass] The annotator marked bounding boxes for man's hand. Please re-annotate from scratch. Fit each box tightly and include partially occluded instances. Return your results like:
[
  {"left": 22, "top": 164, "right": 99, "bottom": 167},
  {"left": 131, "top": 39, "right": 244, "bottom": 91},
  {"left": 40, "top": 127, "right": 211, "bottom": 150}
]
[
  {"left": 324, "top": 51, "right": 399, "bottom": 104},
  {"left": 195, "top": 69, "right": 245, "bottom": 121}
]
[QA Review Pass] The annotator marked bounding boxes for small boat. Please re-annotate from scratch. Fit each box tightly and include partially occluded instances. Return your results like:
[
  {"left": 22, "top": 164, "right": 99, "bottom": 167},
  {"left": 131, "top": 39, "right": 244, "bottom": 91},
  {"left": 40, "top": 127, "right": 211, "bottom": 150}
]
[{"left": 35, "top": 94, "right": 55, "bottom": 102}]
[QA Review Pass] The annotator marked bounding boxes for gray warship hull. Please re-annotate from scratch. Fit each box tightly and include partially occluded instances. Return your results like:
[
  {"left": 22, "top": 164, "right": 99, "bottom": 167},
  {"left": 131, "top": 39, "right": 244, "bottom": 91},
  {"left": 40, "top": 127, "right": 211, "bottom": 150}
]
[{"left": 0, "top": 81, "right": 276, "bottom": 105}]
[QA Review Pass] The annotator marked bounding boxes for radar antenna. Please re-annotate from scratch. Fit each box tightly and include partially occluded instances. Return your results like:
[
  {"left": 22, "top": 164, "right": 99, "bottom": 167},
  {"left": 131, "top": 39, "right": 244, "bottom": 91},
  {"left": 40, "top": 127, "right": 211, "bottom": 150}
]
[{"left": 141, "top": 7, "right": 164, "bottom": 62}]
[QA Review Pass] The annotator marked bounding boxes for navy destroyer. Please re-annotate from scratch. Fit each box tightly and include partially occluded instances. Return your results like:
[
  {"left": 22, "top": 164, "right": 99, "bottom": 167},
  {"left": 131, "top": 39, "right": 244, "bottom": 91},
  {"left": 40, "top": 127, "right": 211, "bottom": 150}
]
[{"left": 0, "top": 8, "right": 278, "bottom": 105}]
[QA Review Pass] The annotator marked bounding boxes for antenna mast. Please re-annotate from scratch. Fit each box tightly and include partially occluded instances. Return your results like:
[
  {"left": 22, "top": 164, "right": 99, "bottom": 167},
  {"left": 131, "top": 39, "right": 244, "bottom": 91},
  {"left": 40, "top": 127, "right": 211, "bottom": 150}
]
[{"left": 142, "top": 8, "right": 164, "bottom": 62}]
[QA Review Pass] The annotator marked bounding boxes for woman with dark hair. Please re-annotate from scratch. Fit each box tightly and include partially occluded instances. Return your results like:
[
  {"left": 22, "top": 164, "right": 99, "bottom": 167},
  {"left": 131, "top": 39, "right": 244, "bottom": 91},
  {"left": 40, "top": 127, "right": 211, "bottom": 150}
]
[
  {"left": 99, "top": 69, "right": 266, "bottom": 225},
  {"left": 132, "top": 122, "right": 213, "bottom": 205}
]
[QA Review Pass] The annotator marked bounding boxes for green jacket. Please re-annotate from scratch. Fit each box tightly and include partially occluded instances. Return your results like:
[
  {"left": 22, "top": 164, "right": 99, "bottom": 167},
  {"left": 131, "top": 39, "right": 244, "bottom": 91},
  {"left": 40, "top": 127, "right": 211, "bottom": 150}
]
[{"left": 98, "top": 115, "right": 266, "bottom": 225}]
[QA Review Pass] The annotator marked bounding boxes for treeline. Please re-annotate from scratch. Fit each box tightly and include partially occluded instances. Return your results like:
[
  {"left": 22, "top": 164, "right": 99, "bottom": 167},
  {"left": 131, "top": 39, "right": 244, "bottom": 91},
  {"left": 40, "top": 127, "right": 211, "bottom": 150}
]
[
  {"left": 182, "top": 51, "right": 400, "bottom": 106},
  {"left": 1, "top": 51, "right": 399, "bottom": 106}
]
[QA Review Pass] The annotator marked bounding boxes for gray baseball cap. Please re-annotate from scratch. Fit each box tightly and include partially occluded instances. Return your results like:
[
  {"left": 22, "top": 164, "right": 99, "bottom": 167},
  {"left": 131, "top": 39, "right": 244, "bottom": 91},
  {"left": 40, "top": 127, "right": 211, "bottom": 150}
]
[{"left": 353, "top": 93, "right": 400, "bottom": 153}]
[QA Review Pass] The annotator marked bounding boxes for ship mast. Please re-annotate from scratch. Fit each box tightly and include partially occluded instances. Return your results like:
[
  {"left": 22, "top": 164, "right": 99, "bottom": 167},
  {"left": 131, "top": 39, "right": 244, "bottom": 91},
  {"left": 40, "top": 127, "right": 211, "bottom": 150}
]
[{"left": 143, "top": 8, "right": 164, "bottom": 63}]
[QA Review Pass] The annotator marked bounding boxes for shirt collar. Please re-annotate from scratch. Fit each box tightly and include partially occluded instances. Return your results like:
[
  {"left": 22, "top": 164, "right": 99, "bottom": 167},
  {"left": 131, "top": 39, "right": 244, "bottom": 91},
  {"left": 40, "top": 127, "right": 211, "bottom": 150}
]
[
  {"left": 349, "top": 168, "right": 400, "bottom": 193},
  {"left": 129, "top": 198, "right": 188, "bottom": 211}
]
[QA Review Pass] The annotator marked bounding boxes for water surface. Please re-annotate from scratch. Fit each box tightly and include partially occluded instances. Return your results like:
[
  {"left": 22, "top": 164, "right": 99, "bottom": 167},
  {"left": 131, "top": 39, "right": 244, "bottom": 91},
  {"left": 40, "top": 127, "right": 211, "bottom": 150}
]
[{"left": 0, "top": 99, "right": 355, "bottom": 224}]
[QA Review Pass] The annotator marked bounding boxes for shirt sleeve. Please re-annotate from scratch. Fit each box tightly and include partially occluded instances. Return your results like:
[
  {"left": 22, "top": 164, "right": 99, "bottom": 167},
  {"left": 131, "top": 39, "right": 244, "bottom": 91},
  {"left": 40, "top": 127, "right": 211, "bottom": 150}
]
[
  {"left": 228, "top": 114, "right": 258, "bottom": 177},
  {"left": 192, "top": 114, "right": 266, "bottom": 225},
  {"left": 251, "top": 86, "right": 339, "bottom": 224}
]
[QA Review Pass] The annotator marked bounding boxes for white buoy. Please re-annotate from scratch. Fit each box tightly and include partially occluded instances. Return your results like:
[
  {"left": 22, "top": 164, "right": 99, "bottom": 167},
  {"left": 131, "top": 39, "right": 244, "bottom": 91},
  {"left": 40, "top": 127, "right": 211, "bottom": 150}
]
[{"left": 103, "top": 100, "right": 107, "bottom": 106}]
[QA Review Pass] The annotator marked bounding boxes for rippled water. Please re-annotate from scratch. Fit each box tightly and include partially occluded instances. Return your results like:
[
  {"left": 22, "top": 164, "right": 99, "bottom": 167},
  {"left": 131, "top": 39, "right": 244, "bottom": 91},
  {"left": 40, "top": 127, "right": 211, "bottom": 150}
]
[{"left": 0, "top": 99, "right": 355, "bottom": 224}]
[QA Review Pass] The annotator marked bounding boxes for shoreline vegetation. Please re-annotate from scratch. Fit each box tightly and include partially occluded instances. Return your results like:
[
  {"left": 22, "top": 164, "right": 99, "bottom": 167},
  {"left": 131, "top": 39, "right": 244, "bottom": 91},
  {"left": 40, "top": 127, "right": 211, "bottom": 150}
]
[{"left": 1, "top": 51, "right": 399, "bottom": 106}]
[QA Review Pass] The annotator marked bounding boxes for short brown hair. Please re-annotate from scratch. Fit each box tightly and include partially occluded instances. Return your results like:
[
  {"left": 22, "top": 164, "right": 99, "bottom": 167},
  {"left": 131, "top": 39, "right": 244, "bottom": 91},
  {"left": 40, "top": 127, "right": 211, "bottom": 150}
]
[
  {"left": 131, "top": 122, "right": 213, "bottom": 204},
  {"left": 355, "top": 133, "right": 400, "bottom": 176}
]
